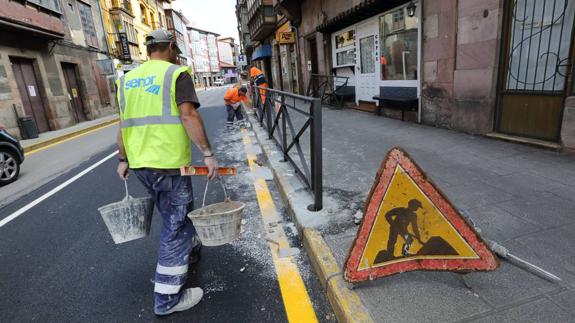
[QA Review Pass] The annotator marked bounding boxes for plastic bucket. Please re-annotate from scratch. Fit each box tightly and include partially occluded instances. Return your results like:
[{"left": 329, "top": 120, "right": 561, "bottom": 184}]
[
  {"left": 98, "top": 181, "right": 154, "bottom": 244},
  {"left": 187, "top": 179, "right": 244, "bottom": 246}
]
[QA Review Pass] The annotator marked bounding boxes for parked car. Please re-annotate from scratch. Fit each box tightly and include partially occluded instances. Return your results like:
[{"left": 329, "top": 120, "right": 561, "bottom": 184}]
[
  {"left": 214, "top": 78, "right": 225, "bottom": 86},
  {"left": 0, "top": 124, "right": 25, "bottom": 185}
]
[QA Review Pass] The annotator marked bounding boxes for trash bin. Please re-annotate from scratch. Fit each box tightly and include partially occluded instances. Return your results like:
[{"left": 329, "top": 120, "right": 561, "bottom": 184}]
[{"left": 18, "top": 117, "right": 39, "bottom": 139}]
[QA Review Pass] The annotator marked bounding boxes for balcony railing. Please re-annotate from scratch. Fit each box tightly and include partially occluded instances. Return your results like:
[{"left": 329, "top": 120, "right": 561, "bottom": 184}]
[{"left": 247, "top": 6, "right": 276, "bottom": 41}]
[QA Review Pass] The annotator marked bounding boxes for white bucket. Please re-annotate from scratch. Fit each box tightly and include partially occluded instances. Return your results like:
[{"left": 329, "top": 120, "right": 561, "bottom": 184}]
[
  {"left": 98, "top": 180, "right": 154, "bottom": 244},
  {"left": 187, "top": 179, "right": 244, "bottom": 246}
]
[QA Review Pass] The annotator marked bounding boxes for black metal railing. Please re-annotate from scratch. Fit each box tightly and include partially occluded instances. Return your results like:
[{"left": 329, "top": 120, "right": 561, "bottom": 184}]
[{"left": 251, "top": 85, "right": 323, "bottom": 211}]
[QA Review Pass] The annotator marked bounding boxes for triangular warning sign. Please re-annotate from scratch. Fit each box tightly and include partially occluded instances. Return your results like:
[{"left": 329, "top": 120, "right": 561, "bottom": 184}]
[{"left": 344, "top": 148, "right": 498, "bottom": 283}]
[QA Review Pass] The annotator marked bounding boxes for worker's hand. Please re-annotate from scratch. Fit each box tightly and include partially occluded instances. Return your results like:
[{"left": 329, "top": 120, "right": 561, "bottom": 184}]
[
  {"left": 204, "top": 156, "right": 219, "bottom": 180},
  {"left": 117, "top": 161, "right": 129, "bottom": 180}
]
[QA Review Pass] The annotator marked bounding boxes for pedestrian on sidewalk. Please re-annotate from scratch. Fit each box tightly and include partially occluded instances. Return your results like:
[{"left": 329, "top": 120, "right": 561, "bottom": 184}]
[
  {"left": 224, "top": 86, "right": 250, "bottom": 129},
  {"left": 249, "top": 65, "right": 269, "bottom": 105},
  {"left": 115, "top": 28, "right": 219, "bottom": 316}
]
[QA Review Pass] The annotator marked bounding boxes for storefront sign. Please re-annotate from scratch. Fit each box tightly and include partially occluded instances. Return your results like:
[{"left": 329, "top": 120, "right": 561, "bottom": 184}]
[
  {"left": 278, "top": 32, "right": 295, "bottom": 44},
  {"left": 118, "top": 32, "right": 131, "bottom": 61},
  {"left": 344, "top": 147, "right": 498, "bottom": 283}
]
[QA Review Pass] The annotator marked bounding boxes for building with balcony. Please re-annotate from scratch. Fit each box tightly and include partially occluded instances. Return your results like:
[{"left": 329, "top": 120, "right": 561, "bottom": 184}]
[
  {"left": 246, "top": 0, "right": 276, "bottom": 42},
  {"left": 235, "top": 0, "right": 254, "bottom": 61},
  {"left": 131, "top": 0, "right": 169, "bottom": 63},
  {"left": 164, "top": 7, "right": 192, "bottom": 67},
  {"left": 187, "top": 26, "right": 220, "bottom": 87},
  {"left": 0, "top": 0, "right": 116, "bottom": 137}
]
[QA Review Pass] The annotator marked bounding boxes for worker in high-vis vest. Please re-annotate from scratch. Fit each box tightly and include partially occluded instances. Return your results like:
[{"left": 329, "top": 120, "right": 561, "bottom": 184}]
[
  {"left": 115, "top": 29, "right": 219, "bottom": 316},
  {"left": 249, "top": 65, "right": 268, "bottom": 104}
]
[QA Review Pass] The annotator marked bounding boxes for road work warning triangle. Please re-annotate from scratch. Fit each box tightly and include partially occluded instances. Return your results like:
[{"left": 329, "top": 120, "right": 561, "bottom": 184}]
[{"left": 344, "top": 148, "right": 498, "bottom": 283}]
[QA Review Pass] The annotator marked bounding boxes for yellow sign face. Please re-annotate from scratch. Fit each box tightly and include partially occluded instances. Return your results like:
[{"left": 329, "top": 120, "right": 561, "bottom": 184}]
[
  {"left": 278, "top": 32, "right": 295, "bottom": 44},
  {"left": 71, "top": 88, "right": 78, "bottom": 98},
  {"left": 358, "top": 165, "right": 479, "bottom": 270}
]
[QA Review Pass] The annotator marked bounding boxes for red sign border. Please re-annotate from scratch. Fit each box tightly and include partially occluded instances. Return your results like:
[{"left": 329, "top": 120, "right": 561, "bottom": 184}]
[{"left": 344, "top": 147, "right": 499, "bottom": 283}]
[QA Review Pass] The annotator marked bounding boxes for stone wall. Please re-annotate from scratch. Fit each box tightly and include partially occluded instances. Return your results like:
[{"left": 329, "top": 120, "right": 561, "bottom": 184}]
[{"left": 421, "top": 0, "right": 503, "bottom": 134}]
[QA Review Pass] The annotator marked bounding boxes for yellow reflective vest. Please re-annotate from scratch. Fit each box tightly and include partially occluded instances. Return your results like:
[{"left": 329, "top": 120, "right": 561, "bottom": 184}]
[{"left": 116, "top": 60, "right": 192, "bottom": 169}]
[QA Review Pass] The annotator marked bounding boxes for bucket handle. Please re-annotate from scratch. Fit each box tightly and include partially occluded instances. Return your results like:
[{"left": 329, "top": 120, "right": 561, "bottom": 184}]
[
  {"left": 123, "top": 179, "right": 131, "bottom": 201},
  {"left": 201, "top": 177, "right": 229, "bottom": 209}
]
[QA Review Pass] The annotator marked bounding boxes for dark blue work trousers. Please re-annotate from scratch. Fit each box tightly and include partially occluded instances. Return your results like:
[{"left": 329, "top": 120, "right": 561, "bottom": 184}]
[
  {"left": 226, "top": 105, "right": 244, "bottom": 124},
  {"left": 134, "top": 169, "right": 201, "bottom": 314}
]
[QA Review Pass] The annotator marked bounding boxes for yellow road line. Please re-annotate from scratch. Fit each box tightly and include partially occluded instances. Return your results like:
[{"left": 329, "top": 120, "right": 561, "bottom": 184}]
[
  {"left": 241, "top": 129, "right": 319, "bottom": 323},
  {"left": 25, "top": 121, "right": 119, "bottom": 156}
]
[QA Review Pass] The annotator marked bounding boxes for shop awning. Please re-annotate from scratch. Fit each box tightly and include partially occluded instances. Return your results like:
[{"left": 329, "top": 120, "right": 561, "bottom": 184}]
[
  {"left": 251, "top": 44, "right": 272, "bottom": 61},
  {"left": 316, "top": 0, "right": 409, "bottom": 33}
]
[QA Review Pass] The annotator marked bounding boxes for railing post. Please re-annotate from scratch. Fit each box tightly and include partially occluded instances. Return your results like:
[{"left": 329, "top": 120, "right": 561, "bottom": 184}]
[
  {"left": 281, "top": 95, "right": 287, "bottom": 162},
  {"left": 265, "top": 90, "right": 273, "bottom": 139},
  {"left": 308, "top": 97, "right": 323, "bottom": 211}
]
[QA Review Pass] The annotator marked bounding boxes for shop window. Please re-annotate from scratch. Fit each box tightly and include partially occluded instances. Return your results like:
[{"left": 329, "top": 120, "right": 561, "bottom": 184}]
[
  {"left": 333, "top": 29, "right": 356, "bottom": 67},
  {"left": 78, "top": 1, "right": 98, "bottom": 48},
  {"left": 380, "top": 4, "right": 418, "bottom": 80}
]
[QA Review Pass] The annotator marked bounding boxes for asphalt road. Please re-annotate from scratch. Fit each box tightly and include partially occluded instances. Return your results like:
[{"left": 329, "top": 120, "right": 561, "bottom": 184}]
[{"left": 0, "top": 86, "right": 334, "bottom": 322}]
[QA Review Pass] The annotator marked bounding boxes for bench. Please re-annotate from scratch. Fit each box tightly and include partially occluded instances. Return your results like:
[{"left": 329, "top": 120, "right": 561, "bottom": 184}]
[
  {"left": 306, "top": 74, "right": 354, "bottom": 108},
  {"left": 333, "top": 84, "right": 355, "bottom": 107},
  {"left": 373, "top": 87, "right": 418, "bottom": 121}
]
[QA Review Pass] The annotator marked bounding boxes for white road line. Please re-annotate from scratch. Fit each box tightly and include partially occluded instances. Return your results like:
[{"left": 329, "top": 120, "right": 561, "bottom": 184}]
[{"left": 0, "top": 151, "right": 118, "bottom": 228}]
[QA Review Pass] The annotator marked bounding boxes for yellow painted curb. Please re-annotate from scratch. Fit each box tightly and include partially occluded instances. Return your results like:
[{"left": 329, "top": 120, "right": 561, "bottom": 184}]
[
  {"left": 23, "top": 118, "right": 119, "bottom": 153},
  {"left": 304, "top": 229, "right": 375, "bottom": 323}
]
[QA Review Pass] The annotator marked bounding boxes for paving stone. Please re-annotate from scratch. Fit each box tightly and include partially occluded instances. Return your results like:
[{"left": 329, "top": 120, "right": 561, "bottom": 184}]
[
  {"left": 462, "top": 204, "right": 542, "bottom": 243},
  {"left": 504, "top": 228, "right": 575, "bottom": 288},
  {"left": 468, "top": 298, "right": 572, "bottom": 323},
  {"left": 496, "top": 196, "right": 575, "bottom": 229},
  {"left": 356, "top": 271, "right": 492, "bottom": 323},
  {"left": 465, "top": 261, "right": 558, "bottom": 309},
  {"left": 549, "top": 289, "right": 575, "bottom": 316}
]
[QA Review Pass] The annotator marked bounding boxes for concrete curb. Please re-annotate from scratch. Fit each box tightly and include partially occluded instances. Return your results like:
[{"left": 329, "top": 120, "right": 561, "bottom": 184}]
[
  {"left": 23, "top": 117, "right": 119, "bottom": 153},
  {"left": 247, "top": 114, "right": 374, "bottom": 323}
]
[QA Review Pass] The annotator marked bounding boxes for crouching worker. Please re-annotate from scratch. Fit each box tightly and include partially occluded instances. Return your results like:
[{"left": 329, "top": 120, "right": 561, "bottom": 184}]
[
  {"left": 224, "top": 86, "right": 249, "bottom": 129},
  {"left": 115, "top": 28, "right": 219, "bottom": 316}
]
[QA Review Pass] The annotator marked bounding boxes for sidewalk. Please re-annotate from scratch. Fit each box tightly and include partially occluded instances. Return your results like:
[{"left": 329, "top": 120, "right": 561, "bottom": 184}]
[
  {"left": 22, "top": 114, "right": 119, "bottom": 152},
  {"left": 248, "top": 107, "right": 575, "bottom": 322}
]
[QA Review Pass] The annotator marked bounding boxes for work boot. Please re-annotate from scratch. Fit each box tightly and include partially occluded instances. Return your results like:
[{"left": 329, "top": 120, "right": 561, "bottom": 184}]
[{"left": 154, "top": 287, "right": 204, "bottom": 316}]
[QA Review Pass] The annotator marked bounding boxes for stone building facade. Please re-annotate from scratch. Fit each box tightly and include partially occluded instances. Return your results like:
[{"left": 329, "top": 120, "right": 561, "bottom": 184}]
[
  {"left": 241, "top": 0, "right": 575, "bottom": 150},
  {"left": 0, "top": 0, "right": 116, "bottom": 138}
]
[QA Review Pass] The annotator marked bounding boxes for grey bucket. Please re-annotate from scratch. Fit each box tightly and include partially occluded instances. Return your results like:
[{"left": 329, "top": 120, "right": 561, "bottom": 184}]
[
  {"left": 188, "top": 179, "right": 245, "bottom": 247},
  {"left": 98, "top": 180, "right": 154, "bottom": 244}
]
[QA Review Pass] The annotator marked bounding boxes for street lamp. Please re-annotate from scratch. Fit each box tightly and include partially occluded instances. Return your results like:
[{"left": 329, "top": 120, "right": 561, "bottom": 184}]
[{"left": 407, "top": 2, "right": 417, "bottom": 17}]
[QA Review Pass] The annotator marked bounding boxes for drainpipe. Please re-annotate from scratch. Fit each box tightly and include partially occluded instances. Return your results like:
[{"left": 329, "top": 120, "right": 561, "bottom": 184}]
[{"left": 294, "top": 25, "right": 303, "bottom": 94}]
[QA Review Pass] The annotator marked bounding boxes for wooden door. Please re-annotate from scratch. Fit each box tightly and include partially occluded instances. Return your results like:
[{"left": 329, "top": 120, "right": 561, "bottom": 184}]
[
  {"left": 10, "top": 57, "right": 50, "bottom": 133},
  {"left": 61, "top": 63, "right": 87, "bottom": 123},
  {"left": 497, "top": 0, "right": 575, "bottom": 141}
]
